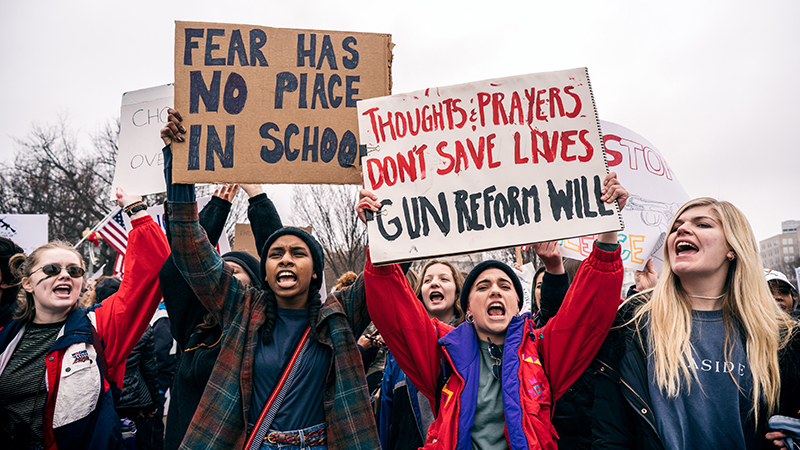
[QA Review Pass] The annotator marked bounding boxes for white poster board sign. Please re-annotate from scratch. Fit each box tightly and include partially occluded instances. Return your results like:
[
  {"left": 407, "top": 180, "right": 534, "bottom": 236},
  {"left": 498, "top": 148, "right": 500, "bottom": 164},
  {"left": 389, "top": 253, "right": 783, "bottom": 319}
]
[
  {"left": 358, "top": 67, "right": 622, "bottom": 264},
  {"left": 559, "top": 120, "right": 690, "bottom": 270},
  {"left": 0, "top": 214, "right": 48, "bottom": 254},
  {"left": 111, "top": 84, "right": 174, "bottom": 199},
  {"left": 121, "top": 196, "right": 231, "bottom": 254}
]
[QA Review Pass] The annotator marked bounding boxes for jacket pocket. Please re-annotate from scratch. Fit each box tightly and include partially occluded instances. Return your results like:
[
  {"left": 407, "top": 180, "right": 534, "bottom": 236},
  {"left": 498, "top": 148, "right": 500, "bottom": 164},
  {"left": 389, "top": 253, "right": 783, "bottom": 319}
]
[{"left": 52, "top": 343, "right": 102, "bottom": 428}]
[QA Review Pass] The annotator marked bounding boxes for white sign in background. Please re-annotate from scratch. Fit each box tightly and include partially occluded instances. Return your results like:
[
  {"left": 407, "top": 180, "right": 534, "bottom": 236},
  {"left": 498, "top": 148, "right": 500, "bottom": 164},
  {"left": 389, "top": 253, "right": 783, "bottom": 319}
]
[
  {"left": 559, "top": 120, "right": 690, "bottom": 270},
  {"left": 110, "top": 84, "right": 174, "bottom": 199},
  {"left": 358, "top": 68, "right": 622, "bottom": 264},
  {"left": 0, "top": 214, "right": 48, "bottom": 254}
]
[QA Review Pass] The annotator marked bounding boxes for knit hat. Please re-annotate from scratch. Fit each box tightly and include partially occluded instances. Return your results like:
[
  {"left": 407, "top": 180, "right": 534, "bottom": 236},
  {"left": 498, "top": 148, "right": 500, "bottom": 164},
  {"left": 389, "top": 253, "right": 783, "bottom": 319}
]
[
  {"left": 222, "top": 251, "right": 264, "bottom": 290},
  {"left": 260, "top": 227, "right": 325, "bottom": 292},
  {"left": 95, "top": 277, "right": 121, "bottom": 302},
  {"left": 460, "top": 260, "right": 525, "bottom": 314}
]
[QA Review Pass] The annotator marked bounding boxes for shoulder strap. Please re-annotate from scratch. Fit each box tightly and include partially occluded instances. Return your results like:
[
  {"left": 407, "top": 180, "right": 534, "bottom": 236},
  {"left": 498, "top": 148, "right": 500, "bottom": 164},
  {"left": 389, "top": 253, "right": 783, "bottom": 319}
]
[
  {"left": 91, "top": 323, "right": 120, "bottom": 407},
  {"left": 244, "top": 326, "right": 312, "bottom": 450}
]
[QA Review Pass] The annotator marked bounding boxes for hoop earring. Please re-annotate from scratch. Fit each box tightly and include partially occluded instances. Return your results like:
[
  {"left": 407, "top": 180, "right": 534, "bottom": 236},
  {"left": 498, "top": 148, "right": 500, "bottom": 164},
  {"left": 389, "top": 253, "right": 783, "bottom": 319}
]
[{"left": 465, "top": 313, "right": 474, "bottom": 324}]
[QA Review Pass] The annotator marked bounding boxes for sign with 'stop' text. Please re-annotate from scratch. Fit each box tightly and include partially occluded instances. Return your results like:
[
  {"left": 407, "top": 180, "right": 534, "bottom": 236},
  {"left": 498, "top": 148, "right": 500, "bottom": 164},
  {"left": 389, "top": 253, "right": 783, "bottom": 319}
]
[
  {"left": 173, "top": 21, "right": 393, "bottom": 185},
  {"left": 359, "top": 68, "right": 623, "bottom": 265},
  {"left": 111, "top": 84, "right": 174, "bottom": 199},
  {"left": 559, "top": 121, "right": 690, "bottom": 271}
]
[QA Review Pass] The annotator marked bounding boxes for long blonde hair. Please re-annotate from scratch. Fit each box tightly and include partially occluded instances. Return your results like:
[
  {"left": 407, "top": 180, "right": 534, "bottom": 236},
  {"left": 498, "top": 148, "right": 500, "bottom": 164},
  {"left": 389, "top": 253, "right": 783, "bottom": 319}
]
[{"left": 633, "top": 197, "right": 795, "bottom": 423}]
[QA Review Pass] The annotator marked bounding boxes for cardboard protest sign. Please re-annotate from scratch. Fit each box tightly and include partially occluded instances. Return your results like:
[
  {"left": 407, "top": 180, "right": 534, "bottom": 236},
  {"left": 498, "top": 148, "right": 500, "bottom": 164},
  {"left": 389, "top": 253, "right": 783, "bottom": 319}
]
[
  {"left": 111, "top": 84, "right": 174, "bottom": 199},
  {"left": 234, "top": 223, "right": 258, "bottom": 258},
  {"left": 0, "top": 214, "right": 48, "bottom": 254},
  {"left": 173, "top": 21, "right": 392, "bottom": 185},
  {"left": 234, "top": 223, "right": 313, "bottom": 259},
  {"left": 559, "top": 120, "right": 690, "bottom": 270},
  {"left": 358, "top": 68, "right": 623, "bottom": 265}
]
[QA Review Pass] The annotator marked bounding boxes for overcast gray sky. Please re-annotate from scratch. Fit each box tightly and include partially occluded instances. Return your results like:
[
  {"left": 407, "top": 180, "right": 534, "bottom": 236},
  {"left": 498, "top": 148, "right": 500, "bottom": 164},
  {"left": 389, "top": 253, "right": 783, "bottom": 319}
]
[{"left": 1, "top": 0, "right": 797, "bottom": 241}]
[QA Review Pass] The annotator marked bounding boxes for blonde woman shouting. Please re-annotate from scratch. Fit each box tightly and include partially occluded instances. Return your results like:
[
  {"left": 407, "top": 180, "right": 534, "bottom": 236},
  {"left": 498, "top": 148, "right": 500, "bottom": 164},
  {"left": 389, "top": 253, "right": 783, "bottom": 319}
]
[{"left": 592, "top": 198, "right": 799, "bottom": 449}]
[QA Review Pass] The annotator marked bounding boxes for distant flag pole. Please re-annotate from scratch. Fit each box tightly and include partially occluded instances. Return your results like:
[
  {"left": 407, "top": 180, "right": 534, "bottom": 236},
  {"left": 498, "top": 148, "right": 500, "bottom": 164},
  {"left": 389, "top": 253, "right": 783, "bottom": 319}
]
[{"left": 74, "top": 207, "right": 120, "bottom": 249}]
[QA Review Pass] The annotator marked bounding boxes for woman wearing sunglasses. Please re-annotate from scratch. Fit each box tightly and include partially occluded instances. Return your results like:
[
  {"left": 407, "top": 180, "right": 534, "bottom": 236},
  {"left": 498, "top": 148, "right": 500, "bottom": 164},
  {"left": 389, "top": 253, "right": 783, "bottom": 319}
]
[
  {"left": 0, "top": 187, "right": 170, "bottom": 450},
  {"left": 360, "top": 173, "right": 627, "bottom": 450}
]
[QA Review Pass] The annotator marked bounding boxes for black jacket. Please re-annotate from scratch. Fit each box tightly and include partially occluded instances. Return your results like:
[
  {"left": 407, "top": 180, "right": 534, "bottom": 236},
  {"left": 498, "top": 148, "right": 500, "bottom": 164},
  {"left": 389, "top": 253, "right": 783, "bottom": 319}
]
[
  {"left": 535, "top": 271, "right": 596, "bottom": 450},
  {"left": 161, "top": 193, "right": 282, "bottom": 450},
  {"left": 118, "top": 326, "right": 160, "bottom": 410},
  {"left": 591, "top": 294, "right": 800, "bottom": 450}
]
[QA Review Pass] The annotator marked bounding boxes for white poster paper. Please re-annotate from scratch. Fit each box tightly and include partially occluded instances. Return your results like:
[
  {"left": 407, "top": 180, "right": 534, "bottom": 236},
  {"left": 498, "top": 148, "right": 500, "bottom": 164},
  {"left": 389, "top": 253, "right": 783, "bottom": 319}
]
[
  {"left": 358, "top": 68, "right": 622, "bottom": 265},
  {"left": 0, "top": 214, "right": 48, "bottom": 254},
  {"left": 559, "top": 120, "right": 690, "bottom": 270},
  {"left": 111, "top": 84, "right": 174, "bottom": 199}
]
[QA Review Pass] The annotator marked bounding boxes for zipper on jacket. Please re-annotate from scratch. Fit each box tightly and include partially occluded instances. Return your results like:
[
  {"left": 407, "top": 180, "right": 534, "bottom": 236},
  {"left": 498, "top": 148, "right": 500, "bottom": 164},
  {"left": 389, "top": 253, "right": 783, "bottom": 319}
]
[{"left": 597, "top": 359, "right": 661, "bottom": 441}]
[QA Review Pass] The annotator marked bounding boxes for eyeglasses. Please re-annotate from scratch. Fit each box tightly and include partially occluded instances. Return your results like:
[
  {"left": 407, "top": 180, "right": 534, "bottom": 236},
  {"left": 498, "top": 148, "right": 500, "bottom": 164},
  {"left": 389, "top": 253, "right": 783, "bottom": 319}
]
[
  {"left": 488, "top": 340, "right": 503, "bottom": 381},
  {"left": 32, "top": 264, "right": 85, "bottom": 278}
]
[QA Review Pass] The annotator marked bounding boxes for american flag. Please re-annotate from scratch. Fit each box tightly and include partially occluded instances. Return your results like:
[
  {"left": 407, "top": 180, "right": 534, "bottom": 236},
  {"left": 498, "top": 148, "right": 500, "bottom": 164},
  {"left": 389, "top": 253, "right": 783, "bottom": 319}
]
[
  {"left": 113, "top": 253, "right": 125, "bottom": 278},
  {"left": 98, "top": 208, "right": 128, "bottom": 255}
]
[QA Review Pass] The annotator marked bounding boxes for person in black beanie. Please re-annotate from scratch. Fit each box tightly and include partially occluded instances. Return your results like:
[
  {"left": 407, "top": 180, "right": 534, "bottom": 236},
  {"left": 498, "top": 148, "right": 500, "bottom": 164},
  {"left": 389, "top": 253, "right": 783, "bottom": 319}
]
[
  {"left": 363, "top": 173, "right": 628, "bottom": 449},
  {"left": 159, "top": 183, "right": 278, "bottom": 450},
  {"left": 0, "top": 237, "right": 24, "bottom": 326},
  {"left": 160, "top": 108, "right": 379, "bottom": 450}
]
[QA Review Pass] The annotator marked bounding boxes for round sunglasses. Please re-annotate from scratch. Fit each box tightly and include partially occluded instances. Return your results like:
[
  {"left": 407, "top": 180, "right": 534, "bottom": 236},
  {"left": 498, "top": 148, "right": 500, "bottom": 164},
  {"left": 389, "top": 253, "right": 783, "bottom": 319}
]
[{"left": 32, "top": 264, "right": 85, "bottom": 278}]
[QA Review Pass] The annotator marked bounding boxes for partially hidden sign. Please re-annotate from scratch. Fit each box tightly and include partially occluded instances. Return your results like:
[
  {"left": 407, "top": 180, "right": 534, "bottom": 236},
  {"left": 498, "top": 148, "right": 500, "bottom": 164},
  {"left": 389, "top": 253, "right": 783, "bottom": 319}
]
[
  {"left": 173, "top": 21, "right": 392, "bottom": 185},
  {"left": 358, "top": 67, "right": 623, "bottom": 265},
  {"left": 559, "top": 120, "right": 690, "bottom": 271},
  {"left": 111, "top": 84, "right": 174, "bottom": 199}
]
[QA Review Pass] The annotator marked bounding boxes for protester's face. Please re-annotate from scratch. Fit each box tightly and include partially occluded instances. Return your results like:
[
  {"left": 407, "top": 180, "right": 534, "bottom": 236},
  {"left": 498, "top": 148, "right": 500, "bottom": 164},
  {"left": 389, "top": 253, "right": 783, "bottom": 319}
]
[
  {"left": 420, "top": 264, "right": 457, "bottom": 320},
  {"left": 24, "top": 248, "right": 83, "bottom": 323},
  {"left": 533, "top": 271, "right": 545, "bottom": 311},
  {"left": 264, "top": 235, "right": 315, "bottom": 308},
  {"left": 771, "top": 287, "right": 797, "bottom": 312},
  {"left": 467, "top": 268, "right": 519, "bottom": 343},
  {"left": 228, "top": 262, "right": 253, "bottom": 287},
  {"left": 667, "top": 205, "right": 731, "bottom": 283}
]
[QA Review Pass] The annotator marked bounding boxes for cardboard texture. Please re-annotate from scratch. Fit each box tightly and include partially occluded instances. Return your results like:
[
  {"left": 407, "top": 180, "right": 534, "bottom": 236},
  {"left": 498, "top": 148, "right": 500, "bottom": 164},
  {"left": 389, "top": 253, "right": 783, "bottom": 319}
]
[
  {"left": 173, "top": 21, "right": 392, "bottom": 185},
  {"left": 234, "top": 223, "right": 314, "bottom": 259},
  {"left": 358, "top": 67, "right": 623, "bottom": 265},
  {"left": 234, "top": 223, "right": 259, "bottom": 258}
]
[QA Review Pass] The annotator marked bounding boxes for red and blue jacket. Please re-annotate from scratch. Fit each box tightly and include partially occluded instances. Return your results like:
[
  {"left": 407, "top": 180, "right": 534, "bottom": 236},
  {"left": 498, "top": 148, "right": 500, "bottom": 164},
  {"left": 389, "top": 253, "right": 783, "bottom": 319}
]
[
  {"left": 0, "top": 215, "right": 169, "bottom": 449},
  {"left": 365, "top": 244, "right": 622, "bottom": 450}
]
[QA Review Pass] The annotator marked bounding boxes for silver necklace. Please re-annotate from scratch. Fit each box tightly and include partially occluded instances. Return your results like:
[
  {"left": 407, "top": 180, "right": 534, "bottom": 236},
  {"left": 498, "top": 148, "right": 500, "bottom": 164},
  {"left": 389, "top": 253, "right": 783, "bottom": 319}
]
[{"left": 688, "top": 293, "right": 726, "bottom": 300}]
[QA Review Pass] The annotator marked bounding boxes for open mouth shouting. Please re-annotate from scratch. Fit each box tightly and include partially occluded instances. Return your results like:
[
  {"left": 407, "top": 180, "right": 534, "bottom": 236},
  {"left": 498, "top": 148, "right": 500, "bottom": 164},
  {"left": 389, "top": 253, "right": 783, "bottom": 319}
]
[
  {"left": 276, "top": 270, "right": 298, "bottom": 288},
  {"left": 674, "top": 240, "right": 699, "bottom": 257},
  {"left": 53, "top": 283, "right": 74, "bottom": 299},
  {"left": 487, "top": 301, "right": 506, "bottom": 320}
]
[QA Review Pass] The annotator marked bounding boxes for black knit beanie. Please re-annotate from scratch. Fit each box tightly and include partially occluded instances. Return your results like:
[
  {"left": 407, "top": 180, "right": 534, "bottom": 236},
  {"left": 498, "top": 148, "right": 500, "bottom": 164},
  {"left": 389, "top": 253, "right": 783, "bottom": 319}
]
[
  {"left": 260, "top": 227, "right": 324, "bottom": 292},
  {"left": 95, "top": 277, "right": 121, "bottom": 303},
  {"left": 222, "top": 251, "right": 264, "bottom": 290},
  {"left": 459, "top": 260, "right": 525, "bottom": 314}
]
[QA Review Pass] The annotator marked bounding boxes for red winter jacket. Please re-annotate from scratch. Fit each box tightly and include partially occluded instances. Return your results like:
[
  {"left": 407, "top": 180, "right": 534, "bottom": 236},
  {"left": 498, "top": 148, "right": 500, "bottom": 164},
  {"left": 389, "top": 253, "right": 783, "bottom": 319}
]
[{"left": 365, "top": 244, "right": 622, "bottom": 450}]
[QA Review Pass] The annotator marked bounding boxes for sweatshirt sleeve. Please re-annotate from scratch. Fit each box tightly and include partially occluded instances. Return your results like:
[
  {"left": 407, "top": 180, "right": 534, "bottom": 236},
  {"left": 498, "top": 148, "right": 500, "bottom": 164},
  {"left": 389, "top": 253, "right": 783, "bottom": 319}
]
[
  {"left": 537, "top": 242, "right": 623, "bottom": 401},
  {"left": 94, "top": 215, "right": 170, "bottom": 388},
  {"left": 364, "top": 250, "right": 445, "bottom": 403}
]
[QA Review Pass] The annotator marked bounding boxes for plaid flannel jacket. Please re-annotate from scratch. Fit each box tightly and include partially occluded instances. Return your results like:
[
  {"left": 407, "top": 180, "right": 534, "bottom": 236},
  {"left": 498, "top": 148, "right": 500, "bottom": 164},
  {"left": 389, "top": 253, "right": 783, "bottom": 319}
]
[{"left": 166, "top": 202, "right": 380, "bottom": 450}]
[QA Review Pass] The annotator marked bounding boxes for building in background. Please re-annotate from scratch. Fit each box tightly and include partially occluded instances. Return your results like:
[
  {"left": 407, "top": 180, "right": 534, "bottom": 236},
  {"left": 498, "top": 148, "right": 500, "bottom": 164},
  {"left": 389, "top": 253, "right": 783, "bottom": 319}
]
[{"left": 760, "top": 220, "right": 800, "bottom": 288}]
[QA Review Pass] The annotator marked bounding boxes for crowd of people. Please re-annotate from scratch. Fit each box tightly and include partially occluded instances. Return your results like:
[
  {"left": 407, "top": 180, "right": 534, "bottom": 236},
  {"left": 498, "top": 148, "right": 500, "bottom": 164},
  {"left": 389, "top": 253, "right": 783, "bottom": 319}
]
[{"left": 0, "top": 107, "right": 798, "bottom": 450}]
